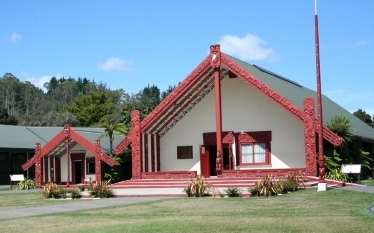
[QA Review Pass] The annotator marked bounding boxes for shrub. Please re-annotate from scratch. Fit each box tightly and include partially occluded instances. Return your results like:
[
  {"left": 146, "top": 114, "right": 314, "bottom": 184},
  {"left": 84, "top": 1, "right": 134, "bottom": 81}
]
[
  {"left": 278, "top": 171, "right": 305, "bottom": 193},
  {"left": 326, "top": 168, "right": 351, "bottom": 182},
  {"left": 224, "top": 187, "right": 242, "bottom": 197},
  {"left": 250, "top": 175, "right": 279, "bottom": 197},
  {"left": 40, "top": 182, "right": 64, "bottom": 199},
  {"left": 69, "top": 189, "right": 82, "bottom": 199},
  {"left": 89, "top": 180, "right": 115, "bottom": 198},
  {"left": 184, "top": 175, "right": 215, "bottom": 197},
  {"left": 15, "top": 179, "right": 36, "bottom": 190}
]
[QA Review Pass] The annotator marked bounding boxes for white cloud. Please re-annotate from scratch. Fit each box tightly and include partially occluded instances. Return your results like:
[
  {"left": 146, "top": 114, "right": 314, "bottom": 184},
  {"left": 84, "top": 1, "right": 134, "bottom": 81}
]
[
  {"left": 9, "top": 33, "right": 21, "bottom": 43},
  {"left": 217, "top": 33, "right": 277, "bottom": 62},
  {"left": 97, "top": 57, "right": 133, "bottom": 71},
  {"left": 26, "top": 74, "right": 62, "bottom": 92},
  {"left": 352, "top": 40, "right": 369, "bottom": 48}
]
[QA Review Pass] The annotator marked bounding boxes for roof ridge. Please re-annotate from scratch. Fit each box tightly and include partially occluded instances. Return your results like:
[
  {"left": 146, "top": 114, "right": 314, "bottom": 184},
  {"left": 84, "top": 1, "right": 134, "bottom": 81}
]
[{"left": 25, "top": 127, "right": 48, "bottom": 143}]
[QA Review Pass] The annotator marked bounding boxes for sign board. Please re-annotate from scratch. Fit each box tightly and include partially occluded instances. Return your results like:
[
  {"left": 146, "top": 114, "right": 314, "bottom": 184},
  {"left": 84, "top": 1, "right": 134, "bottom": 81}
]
[{"left": 341, "top": 164, "right": 361, "bottom": 174}]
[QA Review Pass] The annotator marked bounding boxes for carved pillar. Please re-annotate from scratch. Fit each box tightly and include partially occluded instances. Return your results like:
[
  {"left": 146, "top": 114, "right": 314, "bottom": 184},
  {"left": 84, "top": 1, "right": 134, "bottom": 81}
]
[
  {"left": 151, "top": 134, "right": 155, "bottom": 172},
  {"left": 64, "top": 124, "right": 71, "bottom": 187},
  {"left": 131, "top": 110, "right": 142, "bottom": 179},
  {"left": 156, "top": 134, "right": 160, "bottom": 171},
  {"left": 95, "top": 140, "right": 102, "bottom": 181},
  {"left": 144, "top": 133, "right": 148, "bottom": 172},
  {"left": 304, "top": 98, "right": 317, "bottom": 176},
  {"left": 34, "top": 143, "right": 42, "bottom": 187},
  {"left": 210, "top": 44, "right": 223, "bottom": 175}
]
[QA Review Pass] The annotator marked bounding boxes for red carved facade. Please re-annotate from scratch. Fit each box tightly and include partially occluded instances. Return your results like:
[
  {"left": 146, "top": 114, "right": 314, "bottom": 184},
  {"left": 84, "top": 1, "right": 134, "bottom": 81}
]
[
  {"left": 95, "top": 140, "right": 102, "bottom": 182},
  {"left": 221, "top": 168, "right": 306, "bottom": 178},
  {"left": 131, "top": 110, "right": 142, "bottom": 179},
  {"left": 22, "top": 124, "right": 115, "bottom": 185},
  {"left": 304, "top": 98, "right": 317, "bottom": 175},
  {"left": 151, "top": 134, "right": 155, "bottom": 172},
  {"left": 156, "top": 134, "right": 160, "bottom": 171},
  {"left": 141, "top": 171, "right": 197, "bottom": 179}
]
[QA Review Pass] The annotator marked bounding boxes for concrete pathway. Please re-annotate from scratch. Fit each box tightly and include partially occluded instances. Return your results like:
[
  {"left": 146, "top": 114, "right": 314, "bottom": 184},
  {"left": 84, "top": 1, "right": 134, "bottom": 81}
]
[{"left": 0, "top": 196, "right": 172, "bottom": 220}]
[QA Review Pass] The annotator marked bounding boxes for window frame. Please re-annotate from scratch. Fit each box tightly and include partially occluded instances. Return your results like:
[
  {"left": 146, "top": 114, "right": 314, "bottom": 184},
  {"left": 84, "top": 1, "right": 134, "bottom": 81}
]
[
  {"left": 237, "top": 131, "right": 271, "bottom": 165},
  {"left": 86, "top": 158, "right": 95, "bottom": 175}
]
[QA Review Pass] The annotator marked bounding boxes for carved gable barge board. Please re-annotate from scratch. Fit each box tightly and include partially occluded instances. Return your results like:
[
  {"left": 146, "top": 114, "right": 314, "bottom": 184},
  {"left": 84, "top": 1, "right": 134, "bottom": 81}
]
[{"left": 220, "top": 53, "right": 342, "bottom": 147}]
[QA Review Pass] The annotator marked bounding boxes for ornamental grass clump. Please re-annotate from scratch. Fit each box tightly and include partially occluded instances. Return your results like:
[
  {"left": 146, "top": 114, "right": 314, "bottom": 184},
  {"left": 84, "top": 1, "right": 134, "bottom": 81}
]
[
  {"left": 40, "top": 182, "right": 64, "bottom": 199},
  {"left": 89, "top": 180, "right": 115, "bottom": 198},
  {"left": 249, "top": 175, "right": 279, "bottom": 197},
  {"left": 224, "top": 187, "right": 242, "bottom": 197},
  {"left": 15, "top": 178, "right": 36, "bottom": 190},
  {"left": 278, "top": 171, "right": 306, "bottom": 193},
  {"left": 184, "top": 175, "right": 216, "bottom": 197}
]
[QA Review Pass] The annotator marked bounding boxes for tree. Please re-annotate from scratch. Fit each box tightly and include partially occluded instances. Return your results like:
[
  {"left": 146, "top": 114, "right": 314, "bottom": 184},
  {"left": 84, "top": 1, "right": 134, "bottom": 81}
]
[
  {"left": 325, "top": 115, "right": 372, "bottom": 180},
  {"left": 353, "top": 109, "right": 372, "bottom": 125},
  {"left": 66, "top": 92, "right": 114, "bottom": 126},
  {"left": 0, "top": 106, "right": 18, "bottom": 125}
]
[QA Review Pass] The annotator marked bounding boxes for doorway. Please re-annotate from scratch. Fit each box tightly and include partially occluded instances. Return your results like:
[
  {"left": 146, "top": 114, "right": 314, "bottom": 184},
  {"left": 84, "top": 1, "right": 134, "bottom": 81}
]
[{"left": 73, "top": 161, "right": 82, "bottom": 184}]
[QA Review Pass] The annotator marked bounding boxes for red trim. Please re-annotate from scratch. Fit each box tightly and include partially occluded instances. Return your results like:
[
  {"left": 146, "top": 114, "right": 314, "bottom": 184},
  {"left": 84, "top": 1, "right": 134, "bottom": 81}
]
[
  {"left": 131, "top": 110, "right": 142, "bottom": 179},
  {"left": 237, "top": 131, "right": 272, "bottom": 165},
  {"left": 304, "top": 98, "right": 317, "bottom": 176},
  {"left": 144, "top": 134, "right": 148, "bottom": 172},
  {"left": 141, "top": 171, "right": 197, "bottom": 179},
  {"left": 151, "top": 134, "right": 155, "bottom": 172},
  {"left": 220, "top": 168, "right": 306, "bottom": 178},
  {"left": 203, "top": 131, "right": 234, "bottom": 145}
]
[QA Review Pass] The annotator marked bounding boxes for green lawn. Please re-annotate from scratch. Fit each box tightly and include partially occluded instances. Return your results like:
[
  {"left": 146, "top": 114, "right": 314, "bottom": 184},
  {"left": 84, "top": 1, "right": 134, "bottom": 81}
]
[
  {"left": 0, "top": 188, "right": 373, "bottom": 232},
  {"left": 361, "top": 179, "right": 374, "bottom": 186}
]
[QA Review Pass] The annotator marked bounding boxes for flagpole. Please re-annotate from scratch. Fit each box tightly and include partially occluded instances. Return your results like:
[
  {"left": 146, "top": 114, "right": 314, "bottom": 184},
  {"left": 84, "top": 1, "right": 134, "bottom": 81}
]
[{"left": 315, "top": 0, "right": 327, "bottom": 191}]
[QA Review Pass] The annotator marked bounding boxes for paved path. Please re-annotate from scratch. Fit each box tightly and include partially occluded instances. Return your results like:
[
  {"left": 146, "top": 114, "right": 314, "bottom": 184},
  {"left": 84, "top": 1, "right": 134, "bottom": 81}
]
[{"left": 0, "top": 196, "right": 172, "bottom": 220}]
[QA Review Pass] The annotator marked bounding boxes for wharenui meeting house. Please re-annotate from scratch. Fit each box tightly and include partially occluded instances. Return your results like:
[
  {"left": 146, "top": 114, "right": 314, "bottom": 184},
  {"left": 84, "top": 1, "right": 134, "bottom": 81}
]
[{"left": 1, "top": 45, "right": 374, "bottom": 185}]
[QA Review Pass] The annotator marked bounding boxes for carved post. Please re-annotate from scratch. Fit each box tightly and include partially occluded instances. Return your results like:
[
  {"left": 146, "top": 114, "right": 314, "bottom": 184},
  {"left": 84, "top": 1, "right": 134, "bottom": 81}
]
[
  {"left": 95, "top": 140, "right": 102, "bottom": 181},
  {"left": 34, "top": 143, "right": 42, "bottom": 187},
  {"left": 304, "top": 98, "right": 317, "bottom": 176},
  {"left": 64, "top": 124, "right": 71, "bottom": 187},
  {"left": 131, "top": 110, "right": 142, "bottom": 179},
  {"left": 210, "top": 44, "right": 223, "bottom": 176}
]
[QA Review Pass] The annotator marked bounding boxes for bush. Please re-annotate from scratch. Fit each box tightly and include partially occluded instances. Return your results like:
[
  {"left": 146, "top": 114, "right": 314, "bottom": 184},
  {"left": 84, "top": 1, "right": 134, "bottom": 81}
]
[
  {"left": 250, "top": 175, "right": 279, "bottom": 197},
  {"left": 69, "top": 189, "right": 82, "bottom": 199},
  {"left": 278, "top": 171, "right": 305, "bottom": 193},
  {"left": 40, "top": 182, "right": 64, "bottom": 199},
  {"left": 89, "top": 180, "right": 115, "bottom": 198},
  {"left": 15, "top": 179, "right": 36, "bottom": 190},
  {"left": 184, "top": 175, "right": 216, "bottom": 197},
  {"left": 224, "top": 187, "right": 242, "bottom": 197},
  {"left": 326, "top": 168, "right": 351, "bottom": 182}
]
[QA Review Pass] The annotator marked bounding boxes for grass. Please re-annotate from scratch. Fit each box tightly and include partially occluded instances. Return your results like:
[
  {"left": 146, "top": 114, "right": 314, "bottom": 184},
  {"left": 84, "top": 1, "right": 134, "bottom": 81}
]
[
  {"left": 361, "top": 179, "right": 374, "bottom": 186},
  {"left": 0, "top": 191, "right": 91, "bottom": 211},
  {"left": 0, "top": 188, "right": 373, "bottom": 232}
]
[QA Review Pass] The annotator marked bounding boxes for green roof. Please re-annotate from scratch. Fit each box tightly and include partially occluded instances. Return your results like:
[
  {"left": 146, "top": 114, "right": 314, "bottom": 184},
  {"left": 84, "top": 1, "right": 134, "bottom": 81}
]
[
  {"left": 225, "top": 53, "right": 374, "bottom": 142},
  {"left": 0, "top": 125, "right": 124, "bottom": 153}
]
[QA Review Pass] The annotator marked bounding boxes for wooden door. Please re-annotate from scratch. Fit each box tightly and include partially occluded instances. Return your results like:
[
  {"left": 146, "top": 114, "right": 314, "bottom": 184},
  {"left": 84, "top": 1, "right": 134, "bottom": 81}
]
[{"left": 200, "top": 145, "right": 210, "bottom": 178}]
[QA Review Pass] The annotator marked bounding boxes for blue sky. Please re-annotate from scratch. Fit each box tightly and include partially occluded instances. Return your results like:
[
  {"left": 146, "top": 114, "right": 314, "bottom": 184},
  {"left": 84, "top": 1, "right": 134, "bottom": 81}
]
[{"left": 2, "top": 1, "right": 373, "bottom": 116}]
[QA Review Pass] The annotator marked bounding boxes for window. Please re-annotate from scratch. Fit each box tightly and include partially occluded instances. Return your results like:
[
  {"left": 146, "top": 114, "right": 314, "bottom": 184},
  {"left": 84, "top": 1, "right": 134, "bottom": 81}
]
[
  {"left": 237, "top": 131, "right": 271, "bottom": 165},
  {"left": 241, "top": 143, "right": 266, "bottom": 163},
  {"left": 86, "top": 158, "right": 95, "bottom": 174}
]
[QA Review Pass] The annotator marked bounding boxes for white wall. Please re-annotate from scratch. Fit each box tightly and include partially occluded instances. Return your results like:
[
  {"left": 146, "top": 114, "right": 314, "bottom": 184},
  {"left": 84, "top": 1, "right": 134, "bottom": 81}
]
[{"left": 160, "top": 77, "right": 305, "bottom": 174}]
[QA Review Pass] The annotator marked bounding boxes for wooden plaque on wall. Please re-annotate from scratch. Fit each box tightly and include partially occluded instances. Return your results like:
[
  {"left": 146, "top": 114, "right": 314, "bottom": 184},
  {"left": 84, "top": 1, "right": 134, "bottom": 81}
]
[{"left": 177, "top": 146, "right": 193, "bottom": 159}]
